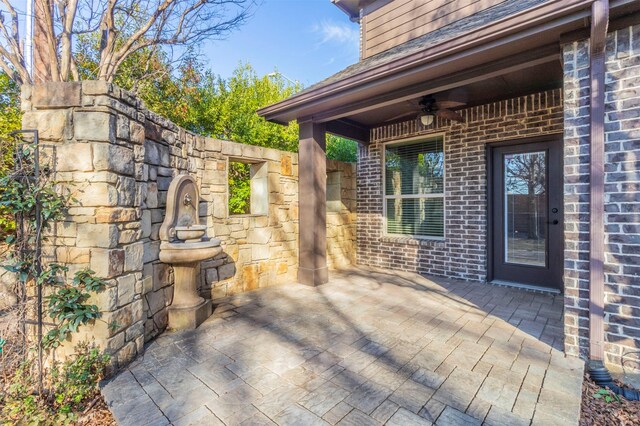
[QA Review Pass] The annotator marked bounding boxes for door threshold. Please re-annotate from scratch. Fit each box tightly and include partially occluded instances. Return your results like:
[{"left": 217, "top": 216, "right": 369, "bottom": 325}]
[{"left": 489, "top": 280, "right": 561, "bottom": 295}]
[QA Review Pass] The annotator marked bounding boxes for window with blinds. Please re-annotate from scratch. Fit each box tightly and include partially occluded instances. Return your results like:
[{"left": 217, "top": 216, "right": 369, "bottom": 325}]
[{"left": 384, "top": 137, "right": 445, "bottom": 238}]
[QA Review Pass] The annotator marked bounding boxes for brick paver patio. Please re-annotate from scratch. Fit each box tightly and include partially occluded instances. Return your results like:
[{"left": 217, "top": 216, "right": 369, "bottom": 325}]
[{"left": 102, "top": 267, "right": 584, "bottom": 425}]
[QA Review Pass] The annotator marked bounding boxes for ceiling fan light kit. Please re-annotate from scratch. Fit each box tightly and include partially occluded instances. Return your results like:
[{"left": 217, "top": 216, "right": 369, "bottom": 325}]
[
  {"left": 419, "top": 113, "right": 435, "bottom": 126},
  {"left": 384, "top": 95, "right": 465, "bottom": 124}
]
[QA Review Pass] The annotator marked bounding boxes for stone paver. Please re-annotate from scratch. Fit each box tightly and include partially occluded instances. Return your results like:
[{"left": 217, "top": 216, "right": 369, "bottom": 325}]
[{"left": 102, "top": 267, "right": 583, "bottom": 425}]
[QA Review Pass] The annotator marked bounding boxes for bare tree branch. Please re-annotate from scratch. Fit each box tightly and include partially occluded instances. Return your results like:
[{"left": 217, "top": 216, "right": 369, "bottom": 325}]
[
  {"left": 0, "top": 0, "right": 30, "bottom": 83},
  {"left": 0, "top": 0, "right": 253, "bottom": 84}
]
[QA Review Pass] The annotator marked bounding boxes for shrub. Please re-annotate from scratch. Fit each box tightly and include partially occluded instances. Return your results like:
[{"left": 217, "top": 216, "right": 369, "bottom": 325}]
[{"left": 1, "top": 343, "right": 110, "bottom": 424}]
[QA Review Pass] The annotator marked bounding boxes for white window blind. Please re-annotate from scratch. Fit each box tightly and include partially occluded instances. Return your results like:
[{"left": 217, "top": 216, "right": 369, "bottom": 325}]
[{"left": 384, "top": 137, "right": 445, "bottom": 238}]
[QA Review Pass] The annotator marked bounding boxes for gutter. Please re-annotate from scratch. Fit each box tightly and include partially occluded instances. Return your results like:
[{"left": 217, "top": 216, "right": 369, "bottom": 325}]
[{"left": 258, "top": 0, "right": 594, "bottom": 121}]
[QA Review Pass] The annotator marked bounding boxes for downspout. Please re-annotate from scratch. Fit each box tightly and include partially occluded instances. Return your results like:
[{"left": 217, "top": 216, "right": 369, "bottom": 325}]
[
  {"left": 588, "top": 0, "right": 608, "bottom": 365},
  {"left": 585, "top": 0, "right": 640, "bottom": 400}
]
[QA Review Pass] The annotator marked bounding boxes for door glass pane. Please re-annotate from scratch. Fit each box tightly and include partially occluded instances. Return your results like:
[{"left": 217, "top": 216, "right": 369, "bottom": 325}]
[{"left": 504, "top": 151, "right": 547, "bottom": 267}]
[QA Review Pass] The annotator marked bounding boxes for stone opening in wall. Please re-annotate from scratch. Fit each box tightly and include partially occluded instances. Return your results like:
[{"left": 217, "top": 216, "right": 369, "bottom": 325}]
[
  {"left": 228, "top": 159, "right": 268, "bottom": 216},
  {"left": 327, "top": 171, "right": 343, "bottom": 212}
]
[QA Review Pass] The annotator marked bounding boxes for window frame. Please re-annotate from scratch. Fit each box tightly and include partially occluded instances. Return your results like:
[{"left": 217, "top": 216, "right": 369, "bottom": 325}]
[{"left": 381, "top": 133, "right": 446, "bottom": 241}]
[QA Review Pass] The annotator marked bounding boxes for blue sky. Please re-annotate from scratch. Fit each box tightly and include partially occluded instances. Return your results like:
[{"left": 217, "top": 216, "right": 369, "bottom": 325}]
[
  {"left": 8, "top": 0, "right": 359, "bottom": 87},
  {"left": 202, "top": 0, "right": 359, "bottom": 85}
]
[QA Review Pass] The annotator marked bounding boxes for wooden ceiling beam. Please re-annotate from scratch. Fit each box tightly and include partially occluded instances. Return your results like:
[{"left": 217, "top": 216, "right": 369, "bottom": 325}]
[{"left": 325, "top": 119, "right": 370, "bottom": 145}]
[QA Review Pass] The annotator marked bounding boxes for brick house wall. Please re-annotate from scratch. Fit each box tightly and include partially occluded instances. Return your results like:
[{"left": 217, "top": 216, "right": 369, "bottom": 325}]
[
  {"left": 21, "top": 82, "right": 355, "bottom": 365},
  {"left": 563, "top": 24, "right": 640, "bottom": 369},
  {"left": 357, "top": 89, "right": 563, "bottom": 282}
]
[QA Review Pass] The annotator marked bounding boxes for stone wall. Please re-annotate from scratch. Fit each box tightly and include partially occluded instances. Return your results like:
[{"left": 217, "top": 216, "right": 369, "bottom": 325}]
[
  {"left": 563, "top": 25, "right": 640, "bottom": 370},
  {"left": 357, "top": 89, "right": 563, "bottom": 281},
  {"left": 326, "top": 159, "right": 357, "bottom": 269},
  {"left": 21, "top": 82, "right": 355, "bottom": 365}
]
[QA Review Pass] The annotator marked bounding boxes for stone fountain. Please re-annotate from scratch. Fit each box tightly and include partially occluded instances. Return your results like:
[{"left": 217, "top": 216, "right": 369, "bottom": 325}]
[{"left": 159, "top": 174, "right": 221, "bottom": 330}]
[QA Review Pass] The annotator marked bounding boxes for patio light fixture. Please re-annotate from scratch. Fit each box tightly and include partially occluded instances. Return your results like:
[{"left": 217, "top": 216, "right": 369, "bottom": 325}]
[
  {"left": 418, "top": 95, "right": 437, "bottom": 126},
  {"left": 419, "top": 112, "right": 435, "bottom": 126},
  {"left": 417, "top": 95, "right": 464, "bottom": 126}
]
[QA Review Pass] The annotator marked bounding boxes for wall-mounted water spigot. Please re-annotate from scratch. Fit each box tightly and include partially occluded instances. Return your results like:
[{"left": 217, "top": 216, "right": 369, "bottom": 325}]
[{"left": 183, "top": 193, "right": 192, "bottom": 207}]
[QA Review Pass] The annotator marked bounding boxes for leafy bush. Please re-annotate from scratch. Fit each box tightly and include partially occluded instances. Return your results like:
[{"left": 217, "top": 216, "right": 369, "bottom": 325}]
[
  {"left": 327, "top": 135, "right": 357, "bottom": 163},
  {"left": 1, "top": 343, "right": 110, "bottom": 424},
  {"left": 228, "top": 162, "right": 251, "bottom": 214},
  {"left": 0, "top": 142, "right": 112, "bottom": 424},
  {"left": 0, "top": 72, "right": 21, "bottom": 238}
]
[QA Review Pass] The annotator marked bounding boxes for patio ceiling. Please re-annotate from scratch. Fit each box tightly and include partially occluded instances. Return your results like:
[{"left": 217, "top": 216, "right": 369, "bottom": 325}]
[{"left": 342, "top": 60, "right": 563, "bottom": 128}]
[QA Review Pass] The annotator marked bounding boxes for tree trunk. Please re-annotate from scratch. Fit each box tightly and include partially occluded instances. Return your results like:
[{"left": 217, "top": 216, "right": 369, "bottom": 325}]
[{"left": 33, "top": 0, "right": 53, "bottom": 83}]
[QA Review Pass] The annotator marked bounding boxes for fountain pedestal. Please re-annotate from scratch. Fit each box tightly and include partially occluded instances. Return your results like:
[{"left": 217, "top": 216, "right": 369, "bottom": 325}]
[{"left": 167, "top": 262, "right": 212, "bottom": 330}]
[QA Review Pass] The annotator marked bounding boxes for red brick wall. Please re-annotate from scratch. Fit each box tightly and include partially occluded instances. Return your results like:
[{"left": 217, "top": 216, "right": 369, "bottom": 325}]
[{"left": 357, "top": 90, "right": 563, "bottom": 281}]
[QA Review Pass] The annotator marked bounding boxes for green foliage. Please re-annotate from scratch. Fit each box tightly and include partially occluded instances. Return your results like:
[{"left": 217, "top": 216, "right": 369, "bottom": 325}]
[
  {"left": 0, "top": 72, "right": 22, "bottom": 236},
  {"left": 43, "top": 267, "right": 108, "bottom": 348},
  {"left": 0, "top": 72, "right": 21, "bottom": 140},
  {"left": 0, "top": 143, "right": 110, "bottom": 423},
  {"left": 210, "top": 64, "right": 300, "bottom": 151},
  {"left": 326, "top": 135, "right": 358, "bottom": 163},
  {"left": 593, "top": 388, "right": 621, "bottom": 404},
  {"left": 228, "top": 162, "right": 251, "bottom": 214},
  {"left": 75, "top": 35, "right": 359, "bottom": 162},
  {"left": 1, "top": 343, "right": 109, "bottom": 424},
  {"left": 1, "top": 144, "right": 108, "bottom": 349}
]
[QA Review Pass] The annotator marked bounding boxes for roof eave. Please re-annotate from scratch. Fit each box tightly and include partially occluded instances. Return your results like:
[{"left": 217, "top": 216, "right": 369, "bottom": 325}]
[
  {"left": 331, "top": 0, "right": 360, "bottom": 21},
  {"left": 258, "top": 0, "right": 600, "bottom": 124}
]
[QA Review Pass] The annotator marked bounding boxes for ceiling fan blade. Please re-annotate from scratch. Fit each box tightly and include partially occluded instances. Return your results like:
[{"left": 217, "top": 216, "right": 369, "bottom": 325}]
[
  {"left": 436, "top": 109, "right": 464, "bottom": 122},
  {"left": 435, "top": 100, "right": 466, "bottom": 109}
]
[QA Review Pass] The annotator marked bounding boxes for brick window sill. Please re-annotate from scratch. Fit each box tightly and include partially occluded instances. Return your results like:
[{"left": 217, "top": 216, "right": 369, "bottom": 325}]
[{"left": 380, "top": 235, "right": 446, "bottom": 247}]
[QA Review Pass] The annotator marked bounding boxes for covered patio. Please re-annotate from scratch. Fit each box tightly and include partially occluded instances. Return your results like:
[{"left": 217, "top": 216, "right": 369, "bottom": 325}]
[{"left": 103, "top": 268, "right": 583, "bottom": 425}]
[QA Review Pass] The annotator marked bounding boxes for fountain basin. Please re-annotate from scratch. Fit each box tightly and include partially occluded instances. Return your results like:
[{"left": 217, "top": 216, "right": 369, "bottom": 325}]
[
  {"left": 174, "top": 225, "right": 207, "bottom": 243},
  {"left": 159, "top": 238, "right": 222, "bottom": 264}
]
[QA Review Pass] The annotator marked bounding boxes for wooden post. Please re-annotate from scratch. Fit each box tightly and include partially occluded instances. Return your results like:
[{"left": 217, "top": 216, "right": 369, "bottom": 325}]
[{"left": 298, "top": 121, "right": 328, "bottom": 286}]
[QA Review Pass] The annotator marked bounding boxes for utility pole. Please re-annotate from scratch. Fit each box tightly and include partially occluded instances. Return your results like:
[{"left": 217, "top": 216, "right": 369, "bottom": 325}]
[{"left": 25, "top": 0, "right": 33, "bottom": 78}]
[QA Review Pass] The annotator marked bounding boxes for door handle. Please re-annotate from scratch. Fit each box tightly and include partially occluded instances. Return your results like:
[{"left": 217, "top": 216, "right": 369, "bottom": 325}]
[{"left": 548, "top": 220, "right": 559, "bottom": 225}]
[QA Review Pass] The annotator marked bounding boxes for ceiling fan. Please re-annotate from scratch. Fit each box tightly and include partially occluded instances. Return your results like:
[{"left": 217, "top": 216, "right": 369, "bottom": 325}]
[{"left": 384, "top": 95, "right": 465, "bottom": 125}]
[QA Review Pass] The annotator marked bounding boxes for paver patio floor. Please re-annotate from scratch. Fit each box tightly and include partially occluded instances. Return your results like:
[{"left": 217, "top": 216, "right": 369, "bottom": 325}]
[{"left": 102, "top": 267, "right": 584, "bottom": 426}]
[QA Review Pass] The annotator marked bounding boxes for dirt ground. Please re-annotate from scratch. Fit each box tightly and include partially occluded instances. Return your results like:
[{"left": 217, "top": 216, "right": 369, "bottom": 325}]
[{"left": 580, "top": 373, "right": 640, "bottom": 426}]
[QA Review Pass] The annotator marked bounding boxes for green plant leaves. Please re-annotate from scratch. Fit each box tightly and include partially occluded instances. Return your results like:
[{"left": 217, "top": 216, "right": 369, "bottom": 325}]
[{"left": 592, "top": 388, "right": 621, "bottom": 404}]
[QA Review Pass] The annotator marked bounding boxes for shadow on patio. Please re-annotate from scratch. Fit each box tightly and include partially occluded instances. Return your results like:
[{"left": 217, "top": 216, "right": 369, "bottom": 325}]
[{"left": 102, "top": 266, "right": 584, "bottom": 426}]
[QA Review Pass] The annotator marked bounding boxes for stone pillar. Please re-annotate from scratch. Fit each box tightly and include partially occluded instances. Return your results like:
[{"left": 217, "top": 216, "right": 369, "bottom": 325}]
[
  {"left": 22, "top": 82, "right": 145, "bottom": 367},
  {"left": 298, "top": 121, "right": 328, "bottom": 286}
]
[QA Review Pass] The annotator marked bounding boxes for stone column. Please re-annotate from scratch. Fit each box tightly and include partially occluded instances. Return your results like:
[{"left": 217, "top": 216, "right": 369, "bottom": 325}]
[
  {"left": 22, "top": 82, "right": 145, "bottom": 367},
  {"left": 298, "top": 121, "right": 328, "bottom": 286}
]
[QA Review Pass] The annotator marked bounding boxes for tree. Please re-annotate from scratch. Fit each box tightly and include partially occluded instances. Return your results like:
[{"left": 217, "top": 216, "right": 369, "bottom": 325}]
[
  {"left": 0, "top": 71, "right": 20, "bottom": 140},
  {"left": 0, "top": 71, "right": 21, "bottom": 236},
  {"left": 210, "top": 63, "right": 300, "bottom": 151},
  {"left": 0, "top": 0, "right": 254, "bottom": 84},
  {"left": 326, "top": 134, "right": 357, "bottom": 163}
]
